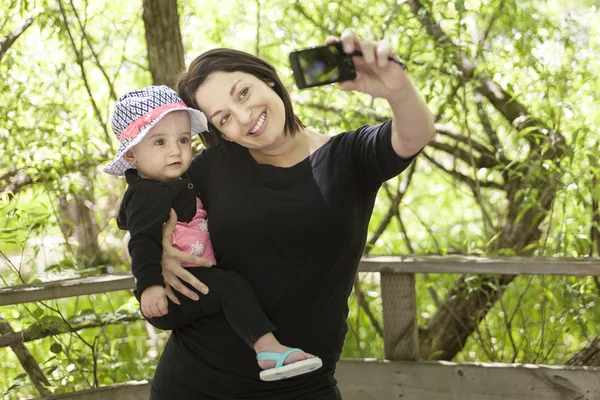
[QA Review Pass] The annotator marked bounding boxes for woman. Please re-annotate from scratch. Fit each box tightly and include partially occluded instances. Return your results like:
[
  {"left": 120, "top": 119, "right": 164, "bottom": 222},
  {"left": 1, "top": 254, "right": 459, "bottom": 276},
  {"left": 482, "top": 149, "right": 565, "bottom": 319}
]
[{"left": 149, "top": 29, "right": 435, "bottom": 399}]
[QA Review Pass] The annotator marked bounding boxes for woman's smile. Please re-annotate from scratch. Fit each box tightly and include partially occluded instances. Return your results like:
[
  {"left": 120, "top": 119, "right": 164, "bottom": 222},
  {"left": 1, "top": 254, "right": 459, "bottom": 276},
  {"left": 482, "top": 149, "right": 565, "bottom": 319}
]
[{"left": 248, "top": 111, "right": 267, "bottom": 136}]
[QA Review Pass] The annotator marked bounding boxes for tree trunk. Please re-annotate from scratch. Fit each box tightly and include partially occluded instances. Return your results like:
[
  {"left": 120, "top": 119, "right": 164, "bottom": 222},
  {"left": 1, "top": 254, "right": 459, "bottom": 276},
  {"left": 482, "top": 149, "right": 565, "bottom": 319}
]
[
  {"left": 142, "top": 0, "right": 185, "bottom": 89},
  {"left": 566, "top": 337, "right": 600, "bottom": 367},
  {"left": 58, "top": 193, "right": 101, "bottom": 265}
]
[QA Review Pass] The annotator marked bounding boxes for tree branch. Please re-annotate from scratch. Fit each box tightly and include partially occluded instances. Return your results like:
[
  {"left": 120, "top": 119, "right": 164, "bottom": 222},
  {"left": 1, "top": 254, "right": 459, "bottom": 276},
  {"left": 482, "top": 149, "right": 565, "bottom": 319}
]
[
  {"left": 353, "top": 279, "right": 384, "bottom": 339},
  {"left": 405, "top": 0, "right": 565, "bottom": 150},
  {"left": 1, "top": 159, "right": 102, "bottom": 194},
  {"left": 68, "top": 1, "right": 117, "bottom": 101},
  {"left": 0, "top": 318, "right": 52, "bottom": 396},
  {"left": 0, "top": 315, "right": 144, "bottom": 348},
  {"left": 366, "top": 162, "right": 416, "bottom": 251},
  {"left": 474, "top": 92, "right": 504, "bottom": 153},
  {"left": 0, "top": 14, "right": 36, "bottom": 63},
  {"left": 422, "top": 152, "right": 503, "bottom": 190},
  {"left": 428, "top": 139, "right": 498, "bottom": 170},
  {"left": 57, "top": 0, "right": 110, "bottom": 144}
]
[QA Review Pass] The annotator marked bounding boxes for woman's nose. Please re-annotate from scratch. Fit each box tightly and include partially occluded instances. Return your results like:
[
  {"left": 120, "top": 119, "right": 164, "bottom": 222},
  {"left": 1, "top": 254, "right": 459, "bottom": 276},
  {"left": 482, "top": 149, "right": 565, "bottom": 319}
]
[{"left": 235, "top": 106, "right": 252, "bottom": 125}]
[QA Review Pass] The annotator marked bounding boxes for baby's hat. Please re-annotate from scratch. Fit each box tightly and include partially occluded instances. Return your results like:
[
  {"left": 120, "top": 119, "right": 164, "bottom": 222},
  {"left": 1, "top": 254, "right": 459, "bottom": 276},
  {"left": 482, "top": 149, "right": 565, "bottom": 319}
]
[{"left": 103, "top": 85, "right": 207, "bottom": 176}]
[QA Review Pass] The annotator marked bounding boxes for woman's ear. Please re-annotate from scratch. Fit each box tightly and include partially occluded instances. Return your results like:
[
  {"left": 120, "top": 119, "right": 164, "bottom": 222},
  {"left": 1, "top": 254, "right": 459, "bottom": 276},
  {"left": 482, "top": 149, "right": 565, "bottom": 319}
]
[
  {"left": 122, "top": 150, "right": 136, "bottom": 164},
  {"left": 266, "top": 80, "right": 276, "bottom": 87}
]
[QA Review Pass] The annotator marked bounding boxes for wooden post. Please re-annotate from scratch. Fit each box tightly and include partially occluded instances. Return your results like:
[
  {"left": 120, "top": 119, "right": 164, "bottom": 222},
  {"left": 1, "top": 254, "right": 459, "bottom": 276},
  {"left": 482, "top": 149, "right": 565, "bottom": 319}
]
[{"left": 380, "top": 272, "right": 418, "bottom": 360}]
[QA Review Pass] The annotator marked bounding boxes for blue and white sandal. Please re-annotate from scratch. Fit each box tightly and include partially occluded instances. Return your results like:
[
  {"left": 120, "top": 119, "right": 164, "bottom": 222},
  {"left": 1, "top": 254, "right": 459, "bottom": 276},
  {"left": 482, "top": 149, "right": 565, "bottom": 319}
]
[{"left": 257, "top": 348, "right": 323, "bottom": 382}]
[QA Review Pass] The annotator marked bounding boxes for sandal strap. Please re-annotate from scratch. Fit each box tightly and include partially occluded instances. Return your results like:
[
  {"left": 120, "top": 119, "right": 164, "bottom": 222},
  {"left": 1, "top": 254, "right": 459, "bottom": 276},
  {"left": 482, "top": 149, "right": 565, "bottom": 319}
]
[{"left": 256, "top": 348, "right": 303, "bottom": 368}]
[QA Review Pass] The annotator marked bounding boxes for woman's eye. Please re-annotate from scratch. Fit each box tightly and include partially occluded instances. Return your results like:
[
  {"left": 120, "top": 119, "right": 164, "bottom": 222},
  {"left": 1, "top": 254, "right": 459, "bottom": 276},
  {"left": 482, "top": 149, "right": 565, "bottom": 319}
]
[
  {"left": 239, "top": 88, "right": 249, "bottom": 100},
  {"left": 155, "top": 139, "right": 165, "bottom": 145},
  {"left": 220, "top": 114, "right": 230, "bottom": 126}
]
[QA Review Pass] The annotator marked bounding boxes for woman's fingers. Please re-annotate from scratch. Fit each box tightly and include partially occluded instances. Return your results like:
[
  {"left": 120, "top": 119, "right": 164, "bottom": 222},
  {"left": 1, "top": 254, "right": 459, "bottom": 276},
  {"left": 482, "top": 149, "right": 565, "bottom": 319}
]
[
  {"left": 163, "top": 269, "right": 200, "bottom": 300},
  {"left": 162, "top": 241, "right": 213, "bottom": 268},
  {"left": 162, "top": 209, "right": 178, "bottom": 246},
  {"left": 163, "top": 266, "right": 209, "bottom": 299},
  {"left": 359, "top": 40, "right": 377, "bottom": 64},
  {"left": 164, "top": 284, "right": 180, "bottom": 305},
  {"left": 173, "top": 266, "right": 210, "bottom": 295},
  {"left": 181, "top": 252, "right": 213, "bottom": 267},
  {"left": 339, "top": 29, "right": 360, "bottom": 54},
  {"left": 376, "top": 41, "right": 394, "bottom": 68},
  {"left": 332, "top": 29, "right": 398, "bottom": 69}
]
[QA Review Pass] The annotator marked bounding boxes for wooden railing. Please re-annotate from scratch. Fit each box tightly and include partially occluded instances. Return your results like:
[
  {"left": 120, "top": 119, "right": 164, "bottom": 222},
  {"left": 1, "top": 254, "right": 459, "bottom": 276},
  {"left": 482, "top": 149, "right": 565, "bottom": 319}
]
[{"left": 1, "top": 256, "right": 600, "bottom": 400}]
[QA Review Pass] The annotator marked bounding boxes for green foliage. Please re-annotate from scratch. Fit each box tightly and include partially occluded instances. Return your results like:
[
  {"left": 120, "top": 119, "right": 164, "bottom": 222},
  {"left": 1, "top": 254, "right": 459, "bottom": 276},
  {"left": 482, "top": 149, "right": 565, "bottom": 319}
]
[{"left": 1, "top": 0, "right": 599, "bottom": 397}]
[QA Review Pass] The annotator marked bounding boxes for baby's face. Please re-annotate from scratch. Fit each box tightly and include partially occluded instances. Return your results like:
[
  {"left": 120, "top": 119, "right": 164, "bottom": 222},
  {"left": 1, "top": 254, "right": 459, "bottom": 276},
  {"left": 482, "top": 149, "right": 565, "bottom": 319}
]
[{"left": 128, "top": 110, "right": 193, "bottom": 181}]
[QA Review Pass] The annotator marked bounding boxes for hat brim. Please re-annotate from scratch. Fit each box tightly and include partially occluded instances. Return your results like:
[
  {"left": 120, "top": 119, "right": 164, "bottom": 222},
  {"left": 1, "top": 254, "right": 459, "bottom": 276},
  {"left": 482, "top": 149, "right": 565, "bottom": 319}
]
[{"left": 103, "top": 106, "right": 207, "bottom": 176}]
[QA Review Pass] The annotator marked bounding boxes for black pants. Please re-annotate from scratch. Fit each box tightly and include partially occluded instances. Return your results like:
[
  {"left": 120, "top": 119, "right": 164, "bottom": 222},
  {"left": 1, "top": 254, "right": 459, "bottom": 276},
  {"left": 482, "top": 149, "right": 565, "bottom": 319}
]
[{"left": 144, "top": 267, "right": 276, "bottom": 348}]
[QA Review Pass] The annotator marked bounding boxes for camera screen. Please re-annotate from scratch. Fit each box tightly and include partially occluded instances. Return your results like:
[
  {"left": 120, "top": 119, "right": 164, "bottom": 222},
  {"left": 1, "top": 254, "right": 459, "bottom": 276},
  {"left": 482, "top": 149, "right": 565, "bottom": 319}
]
[{"left": 298, "top": 45, "right": 341, "bottom": 86}]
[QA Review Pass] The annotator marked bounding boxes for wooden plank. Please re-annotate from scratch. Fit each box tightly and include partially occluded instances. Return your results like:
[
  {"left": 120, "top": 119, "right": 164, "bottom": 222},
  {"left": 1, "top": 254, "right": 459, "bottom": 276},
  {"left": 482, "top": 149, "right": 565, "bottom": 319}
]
[
  {"left": 2, "top": 256, "right": 599, "bottom": 306},
  {"left": 336, "top": 359, "right": 600, "bottom": 400},
  {"left": 381, "top": 272, "right": 418, "bottom": 360},
  {"left": 360, "top": 255, "right": 600, "bottom": 276},
  {"left": 38, "top": 381, "right": 149, "bottom": 400},
  {"left": 34, "top": 360, "right": 600, "bottom": 400},
  {"left": 0, "top": 274, "right": 134, "bottom": 306}
]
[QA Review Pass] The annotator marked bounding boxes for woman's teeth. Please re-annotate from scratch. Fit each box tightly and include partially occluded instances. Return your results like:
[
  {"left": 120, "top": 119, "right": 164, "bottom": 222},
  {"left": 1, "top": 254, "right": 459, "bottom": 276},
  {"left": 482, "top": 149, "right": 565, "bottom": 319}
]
[{"left": 250, "top": 112, "right": 266, "bottom": 134}]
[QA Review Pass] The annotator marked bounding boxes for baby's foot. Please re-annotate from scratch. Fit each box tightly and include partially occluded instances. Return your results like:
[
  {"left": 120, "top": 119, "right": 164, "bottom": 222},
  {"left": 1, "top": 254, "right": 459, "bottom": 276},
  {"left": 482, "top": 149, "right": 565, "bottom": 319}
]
[
  {"left": 256, "top": 344, "right": 316, "bottom": 370},
  {"left": 254, "top": 333, "right": 316, "bottom": 370}
]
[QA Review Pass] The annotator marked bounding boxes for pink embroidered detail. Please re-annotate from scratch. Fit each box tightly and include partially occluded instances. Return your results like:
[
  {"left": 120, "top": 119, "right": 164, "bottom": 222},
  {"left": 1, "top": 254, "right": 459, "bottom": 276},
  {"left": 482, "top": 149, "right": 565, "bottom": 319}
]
[{"left": 119, "top": 102, "right": 188, "bottom": 143}]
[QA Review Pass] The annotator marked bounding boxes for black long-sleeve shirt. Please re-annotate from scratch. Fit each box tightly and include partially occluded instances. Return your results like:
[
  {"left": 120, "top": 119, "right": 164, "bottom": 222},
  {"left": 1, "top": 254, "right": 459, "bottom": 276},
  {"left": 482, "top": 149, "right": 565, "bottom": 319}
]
[
  {"left": 149, "top": 120, "right": 418, "bottom": 399},
  {"left": 117, "top": 170, "right": 198, "bottom": 296}
]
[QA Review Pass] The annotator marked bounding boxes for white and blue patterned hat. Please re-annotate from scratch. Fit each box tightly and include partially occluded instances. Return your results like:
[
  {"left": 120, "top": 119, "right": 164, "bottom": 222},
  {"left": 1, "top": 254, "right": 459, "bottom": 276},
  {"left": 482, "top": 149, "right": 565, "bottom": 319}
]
[{"left": 103, "top": 85, "right": 207, "bottom": 176}]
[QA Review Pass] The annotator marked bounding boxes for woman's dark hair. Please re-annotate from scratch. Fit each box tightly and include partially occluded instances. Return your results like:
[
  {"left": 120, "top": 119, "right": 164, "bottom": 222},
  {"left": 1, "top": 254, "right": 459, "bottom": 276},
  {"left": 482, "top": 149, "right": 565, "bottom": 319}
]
[{"left": 178, "top": 48, "right": 304, "bottom": 148}]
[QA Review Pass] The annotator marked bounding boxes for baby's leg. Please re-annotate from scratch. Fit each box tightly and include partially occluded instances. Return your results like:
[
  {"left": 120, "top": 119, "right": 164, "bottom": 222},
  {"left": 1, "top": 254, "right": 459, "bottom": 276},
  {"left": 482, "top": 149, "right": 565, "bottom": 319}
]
[
  {"left": 210, "top": 270, "right": 319, "bottom": 374},
  {"left": 144, "top": 267, "right": 318, "bottom": 374},
  {"left": 144, "top": 267, "right": 273, "bottom": 339}
]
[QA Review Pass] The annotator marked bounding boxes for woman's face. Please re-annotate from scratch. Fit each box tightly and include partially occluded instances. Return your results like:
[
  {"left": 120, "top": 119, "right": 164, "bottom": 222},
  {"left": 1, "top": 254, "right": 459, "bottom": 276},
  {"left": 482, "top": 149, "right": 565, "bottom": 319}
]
[{"left": 194, "top": 71, "right": 286, "bottom": 151}]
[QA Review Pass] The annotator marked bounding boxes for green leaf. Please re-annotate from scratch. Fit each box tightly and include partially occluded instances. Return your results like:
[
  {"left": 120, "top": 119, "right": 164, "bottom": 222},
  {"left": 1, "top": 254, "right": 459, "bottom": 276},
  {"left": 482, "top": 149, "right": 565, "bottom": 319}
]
[
  {"left": 45, "top": 365, "right": 58, "bottom": 375},
  {"left": 32, "top": 308, "right": 44, "bottom": 318},
  {"left": 27, "top": 323, "right": 42, "bottom": 339},
  {"left": 13, "top": 373, "right": 28, "bottom": 381},
  {"left": 50, "top": 343, "right": 63, "bottom": 354}
]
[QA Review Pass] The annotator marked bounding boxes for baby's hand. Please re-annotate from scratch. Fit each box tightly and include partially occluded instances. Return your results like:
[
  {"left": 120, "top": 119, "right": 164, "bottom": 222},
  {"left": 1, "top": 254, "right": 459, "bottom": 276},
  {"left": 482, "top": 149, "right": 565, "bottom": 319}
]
[{"left": 140, "top": 285, "right": 169, "bottom": 318}]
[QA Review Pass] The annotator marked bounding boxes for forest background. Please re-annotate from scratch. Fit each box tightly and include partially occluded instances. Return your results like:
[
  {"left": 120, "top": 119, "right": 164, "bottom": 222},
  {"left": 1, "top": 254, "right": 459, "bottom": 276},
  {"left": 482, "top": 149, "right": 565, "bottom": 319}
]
[{"left": 1, "top": 0, "right": 599, "bottom": 398}]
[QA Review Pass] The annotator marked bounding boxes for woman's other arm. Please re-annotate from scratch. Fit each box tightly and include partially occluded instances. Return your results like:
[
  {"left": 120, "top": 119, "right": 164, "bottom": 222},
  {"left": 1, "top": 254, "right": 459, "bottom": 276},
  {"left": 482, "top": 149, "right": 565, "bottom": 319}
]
[{"left": 332, "top": 29, "right": 436, "bottom": 158}]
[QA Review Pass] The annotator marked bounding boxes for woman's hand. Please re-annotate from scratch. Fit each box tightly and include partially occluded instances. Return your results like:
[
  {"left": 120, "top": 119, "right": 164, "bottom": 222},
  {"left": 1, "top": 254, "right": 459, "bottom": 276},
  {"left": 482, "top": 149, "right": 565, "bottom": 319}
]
[
  {"left": 326, "top": 29, "right": 410, "bottom": 102},
  {"left": 328, "top": 29, "right": 435, "bottom": 157},
  {"left": 161, "top": 209, "right": 213, "bottom": 304}
]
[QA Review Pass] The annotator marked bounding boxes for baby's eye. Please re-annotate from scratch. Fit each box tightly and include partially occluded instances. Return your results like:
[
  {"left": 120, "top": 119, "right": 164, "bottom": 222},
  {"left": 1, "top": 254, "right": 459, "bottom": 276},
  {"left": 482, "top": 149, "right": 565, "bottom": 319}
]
[
  {"left": 154, "top": 139, "right": 165, "bottom": 145},
  {"left": 220, "top": 114, "right": 230, "bottom": 126},
  {"left": 179, "top": 137, "right": 190, "bottom": 144},
  {"left": 239, "top": 88, "right": 249, "bottom": 100}
]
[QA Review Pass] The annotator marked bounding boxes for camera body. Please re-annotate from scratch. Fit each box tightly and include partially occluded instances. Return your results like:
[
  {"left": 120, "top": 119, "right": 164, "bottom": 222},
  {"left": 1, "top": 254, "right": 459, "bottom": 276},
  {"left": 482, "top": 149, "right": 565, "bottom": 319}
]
[{"left": 289, "top": 42, "right": 357, "bottom": 89}]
